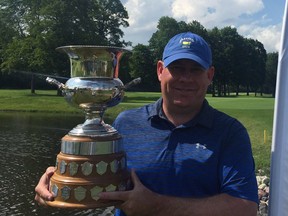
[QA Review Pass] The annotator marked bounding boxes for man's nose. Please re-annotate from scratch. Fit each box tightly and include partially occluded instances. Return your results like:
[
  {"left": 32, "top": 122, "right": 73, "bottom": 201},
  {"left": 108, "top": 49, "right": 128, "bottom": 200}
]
[{"left": 178, "top": 69, "right": 195, "bottom": 80}]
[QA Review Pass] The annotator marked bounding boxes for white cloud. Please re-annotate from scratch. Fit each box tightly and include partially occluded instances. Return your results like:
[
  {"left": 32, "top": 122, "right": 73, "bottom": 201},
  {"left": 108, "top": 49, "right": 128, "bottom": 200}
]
[
  {"left": 123, "top": 0, "right": 172, "bottom": 32},
  {"left": 171, "top": 0, "right": 264, "bottom": 28},
  {"left": 238, "top": 23, "right": 282, "bottom": 53},
  {"left": 121, "top": 0, "right": 172, "bottom": 46},
  {"left": 121, "top": 0, "right": 282, "bottom": 52}
]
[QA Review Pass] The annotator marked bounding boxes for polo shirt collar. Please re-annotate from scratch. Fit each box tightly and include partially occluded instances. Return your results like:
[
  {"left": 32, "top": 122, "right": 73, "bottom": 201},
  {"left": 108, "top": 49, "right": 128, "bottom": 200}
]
[
  {"left": 147, "top": 98, "right": 162, "bottom": 118},
  {"left": 148, "top": 98, "right": 214, "bottom": 128}
]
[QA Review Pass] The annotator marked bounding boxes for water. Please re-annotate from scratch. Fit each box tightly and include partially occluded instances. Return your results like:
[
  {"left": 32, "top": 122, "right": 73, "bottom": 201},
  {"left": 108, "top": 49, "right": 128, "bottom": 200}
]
[{"left": 0, "top": 112, "right": 114, "bottom": 216}]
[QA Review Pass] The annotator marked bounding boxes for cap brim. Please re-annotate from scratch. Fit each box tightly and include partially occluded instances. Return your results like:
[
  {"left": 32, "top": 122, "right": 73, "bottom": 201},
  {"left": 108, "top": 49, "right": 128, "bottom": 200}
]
[{"left": 163, "top": 53, "right": 209, "bottom": 69}]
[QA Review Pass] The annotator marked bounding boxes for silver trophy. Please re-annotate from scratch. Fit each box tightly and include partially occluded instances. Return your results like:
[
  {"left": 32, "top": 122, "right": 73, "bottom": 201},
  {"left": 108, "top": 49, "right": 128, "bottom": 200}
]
[{"left": 45, "top": 46, "right": 139, "bottom": 209}]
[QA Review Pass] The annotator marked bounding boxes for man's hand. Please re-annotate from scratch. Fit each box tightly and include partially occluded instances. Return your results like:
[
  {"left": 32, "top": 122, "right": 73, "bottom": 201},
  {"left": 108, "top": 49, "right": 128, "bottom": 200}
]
[
  {"left": 99, "top": 169, "right": 258, "bottom": 216},
  {"left": 34, "top": 166, "right": 56, "bottom": 206},
  {"left": 99, "top": 169, "right": 161, "bottom": 216}
]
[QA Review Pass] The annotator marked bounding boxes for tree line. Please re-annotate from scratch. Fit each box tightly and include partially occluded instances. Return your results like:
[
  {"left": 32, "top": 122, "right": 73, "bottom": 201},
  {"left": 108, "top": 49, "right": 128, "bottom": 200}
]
[{"left": 0, "top": 0, "right": 278, "bottom": 96}]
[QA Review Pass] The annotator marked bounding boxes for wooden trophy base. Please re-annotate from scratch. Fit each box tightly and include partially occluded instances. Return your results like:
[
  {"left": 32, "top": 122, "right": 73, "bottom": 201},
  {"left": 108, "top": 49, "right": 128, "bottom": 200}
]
[{"left": 47, "top": 135, "right": 130, "bottom": 209}]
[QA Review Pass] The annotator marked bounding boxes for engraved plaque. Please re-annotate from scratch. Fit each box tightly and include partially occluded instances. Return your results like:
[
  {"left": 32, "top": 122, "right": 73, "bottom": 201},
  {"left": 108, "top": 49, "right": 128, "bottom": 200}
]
[
  {"left": 60, "top": 160, "right": 67, "bottom": 174},
  {"left": 96, "top": 161, "right": 108, "bottom": 175},
  {"left": 61, "top": 186, "right": 71, "bottom": 200},
  {"left": 55, "top": 158, "right": 59, "bottom": 171},
  {"left": 110, "top": 160, "right": 119, "bottom": 173},
  {"left": 51, "top": 184, "right": 59, "bottom": 197},
  {"left": 69, "top": 162, "right": 79, "bottom": 176},
  {"left": 91, "top": 186, "right": 104, "bottom": 201},
  {"left": 74, "top": 186, "right": 87, "bottom": 201},
  {"left": 81, "top": 161, "right": 93, "bottom": 176},
  {"left": 105, "top": 184, "right": 117, "bottom": 192}
]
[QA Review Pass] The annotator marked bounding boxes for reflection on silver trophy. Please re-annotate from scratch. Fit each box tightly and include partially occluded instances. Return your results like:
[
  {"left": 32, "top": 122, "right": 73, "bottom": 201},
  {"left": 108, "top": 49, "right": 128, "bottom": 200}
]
[{"left": 46, "top": 45, "right": 140, "bottom": 208}]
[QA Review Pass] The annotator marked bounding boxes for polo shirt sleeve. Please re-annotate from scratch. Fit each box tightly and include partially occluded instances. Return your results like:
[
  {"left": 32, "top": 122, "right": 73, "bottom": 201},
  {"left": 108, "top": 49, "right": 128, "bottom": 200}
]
[{"left": 218, "top": 119, "right": 258, "bottom": 204}]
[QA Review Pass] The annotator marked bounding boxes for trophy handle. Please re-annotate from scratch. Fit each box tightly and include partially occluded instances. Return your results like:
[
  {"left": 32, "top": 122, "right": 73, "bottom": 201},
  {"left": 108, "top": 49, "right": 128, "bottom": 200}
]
[
  {"left": 46, "top": 77, "right": 65, "bottom": 89},
  {"left": 123, "top": 77, "right": 141, "bottom": 90}
]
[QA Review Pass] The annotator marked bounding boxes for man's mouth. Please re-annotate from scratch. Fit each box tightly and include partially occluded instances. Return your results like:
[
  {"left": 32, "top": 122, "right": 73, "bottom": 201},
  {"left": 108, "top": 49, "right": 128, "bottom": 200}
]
[{"left": 174, "top": 87, "right": 195, "bottom": 92}]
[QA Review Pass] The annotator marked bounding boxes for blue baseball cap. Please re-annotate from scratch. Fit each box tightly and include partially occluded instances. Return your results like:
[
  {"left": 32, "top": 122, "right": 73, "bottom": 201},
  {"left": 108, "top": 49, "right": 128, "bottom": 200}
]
[{"left": 162, "top": 32, "right": 212, "bottom": 69}]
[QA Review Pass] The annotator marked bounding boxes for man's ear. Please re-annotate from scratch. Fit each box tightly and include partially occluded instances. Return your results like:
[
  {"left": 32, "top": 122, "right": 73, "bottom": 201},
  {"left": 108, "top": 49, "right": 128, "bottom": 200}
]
[
  {"left": 207, "top": 66, "right": 215, "bottom": 83},
  {"left": 157, "top": 61, "right": 165, "bottom": 81}
]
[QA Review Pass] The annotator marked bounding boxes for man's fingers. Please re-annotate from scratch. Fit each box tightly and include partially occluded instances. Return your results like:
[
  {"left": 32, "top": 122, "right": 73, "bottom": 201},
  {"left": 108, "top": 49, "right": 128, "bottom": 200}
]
[
  {"left": 46, "top": 166, "right": 56, "bottom": 176},
  {"left": 99, "top": 190, "right": 129, "bottom": 201},
  {"left": 130, "top": 169, "right": 142, "bottom": 187},
  {"left": 99, "top": 169, "right": 142, "bottom": 202},
  {"left": 35, "top": 185, "right": 54, "bottom": 201},
  {"left": 35, "top": 166, "right": 56, "bottom": 201}
]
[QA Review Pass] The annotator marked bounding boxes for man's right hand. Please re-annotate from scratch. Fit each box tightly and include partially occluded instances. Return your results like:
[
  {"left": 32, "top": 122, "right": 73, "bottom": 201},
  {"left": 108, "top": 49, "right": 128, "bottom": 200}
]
[{"left": 34, "top": 166, "right": 56, "bottom": 206}]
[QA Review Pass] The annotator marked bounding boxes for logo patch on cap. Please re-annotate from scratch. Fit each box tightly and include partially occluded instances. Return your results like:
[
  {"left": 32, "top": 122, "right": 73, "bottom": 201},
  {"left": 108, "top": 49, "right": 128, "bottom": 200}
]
[{"left": 180, "top": 38, "right": 195, "bottom": 48}]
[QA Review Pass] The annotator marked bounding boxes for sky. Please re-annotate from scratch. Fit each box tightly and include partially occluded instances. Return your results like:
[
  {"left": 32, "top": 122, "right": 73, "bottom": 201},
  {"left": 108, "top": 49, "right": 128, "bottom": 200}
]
[{"left": 119, "top": 0, "right": 286, "bottom": 53}]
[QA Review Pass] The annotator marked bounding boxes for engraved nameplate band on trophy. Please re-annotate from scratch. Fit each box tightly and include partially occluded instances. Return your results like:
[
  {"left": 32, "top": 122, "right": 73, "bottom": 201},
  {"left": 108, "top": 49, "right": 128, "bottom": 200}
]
[{"left": 45, "top": 45, "right": 140, "bottom": 209}]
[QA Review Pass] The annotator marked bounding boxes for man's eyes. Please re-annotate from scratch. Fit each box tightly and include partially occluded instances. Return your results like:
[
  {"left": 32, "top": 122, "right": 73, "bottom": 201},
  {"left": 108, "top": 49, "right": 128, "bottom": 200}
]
[{"left": 168, "top": 66, "right": 204, "bottom": 72}]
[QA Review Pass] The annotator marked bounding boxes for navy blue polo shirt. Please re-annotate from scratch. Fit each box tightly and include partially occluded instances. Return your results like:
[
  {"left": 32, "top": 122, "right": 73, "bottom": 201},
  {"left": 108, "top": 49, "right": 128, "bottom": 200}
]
[{"left": 113, "top": 98, "right": 258, "bottom": 215}]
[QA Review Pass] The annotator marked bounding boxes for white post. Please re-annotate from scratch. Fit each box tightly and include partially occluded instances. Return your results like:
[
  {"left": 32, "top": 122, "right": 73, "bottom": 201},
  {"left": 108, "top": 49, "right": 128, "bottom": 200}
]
[{"left": 269, "top": 0, "right": 288, "bottom": 215}]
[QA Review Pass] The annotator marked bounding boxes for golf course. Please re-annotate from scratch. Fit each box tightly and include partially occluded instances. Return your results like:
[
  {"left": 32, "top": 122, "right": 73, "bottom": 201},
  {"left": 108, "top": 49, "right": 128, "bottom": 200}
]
[{"left": 0, "top": 89, "right": 274, "bottom": 176}]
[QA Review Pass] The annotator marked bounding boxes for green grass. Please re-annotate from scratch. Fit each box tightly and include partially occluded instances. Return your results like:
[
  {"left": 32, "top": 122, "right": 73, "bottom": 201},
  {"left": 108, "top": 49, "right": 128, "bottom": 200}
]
[
  {"left": 206, "top": 96, "right": 274, "bottom": 175},
  {"left": 0, "top": 89, "right": 274, "bottom": 175},
  {"left": 0, "top": 89, "right": 76, "bottom": 113}
]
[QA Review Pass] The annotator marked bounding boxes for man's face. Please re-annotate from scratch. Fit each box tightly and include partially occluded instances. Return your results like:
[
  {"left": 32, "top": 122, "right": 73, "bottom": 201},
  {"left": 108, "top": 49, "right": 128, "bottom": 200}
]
[{"left": 157, "top": 59, "right": 214, "bottom": 110}]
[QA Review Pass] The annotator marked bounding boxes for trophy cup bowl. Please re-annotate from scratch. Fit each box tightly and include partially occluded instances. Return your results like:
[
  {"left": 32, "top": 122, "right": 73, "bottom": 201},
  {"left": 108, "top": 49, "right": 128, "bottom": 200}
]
[{"left": 45, "top": 45, "right": 135, "bottom": 209}]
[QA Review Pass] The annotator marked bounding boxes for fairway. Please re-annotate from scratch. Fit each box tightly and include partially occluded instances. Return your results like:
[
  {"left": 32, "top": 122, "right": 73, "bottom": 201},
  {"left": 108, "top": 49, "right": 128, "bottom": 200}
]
[
  {"left": 206, "top": 96, "right": 274, "bottom": 174},
  {"left": 207, "top": 96, "right": 274, "bottom": 110},
  {"left": 0, "top": 90, "right": 274, "bottom": 175}
]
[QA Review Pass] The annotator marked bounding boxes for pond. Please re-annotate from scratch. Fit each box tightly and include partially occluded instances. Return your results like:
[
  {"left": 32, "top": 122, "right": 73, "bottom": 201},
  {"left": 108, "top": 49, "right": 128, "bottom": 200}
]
[{"left": 0, "top": 112, "right": 115, "bottom": 216}]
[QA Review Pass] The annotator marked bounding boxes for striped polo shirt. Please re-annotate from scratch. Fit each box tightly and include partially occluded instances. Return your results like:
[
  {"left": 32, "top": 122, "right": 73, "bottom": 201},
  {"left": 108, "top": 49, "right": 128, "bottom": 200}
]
[{"left": 113, "top": 98, "right": 258, "bottom": 216}]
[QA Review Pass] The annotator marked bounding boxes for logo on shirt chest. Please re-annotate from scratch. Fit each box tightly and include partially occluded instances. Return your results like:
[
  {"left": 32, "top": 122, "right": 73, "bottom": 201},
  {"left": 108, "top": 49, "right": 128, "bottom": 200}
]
[{"left": 195, "top": 143, "right": 207, "bottom": 150}]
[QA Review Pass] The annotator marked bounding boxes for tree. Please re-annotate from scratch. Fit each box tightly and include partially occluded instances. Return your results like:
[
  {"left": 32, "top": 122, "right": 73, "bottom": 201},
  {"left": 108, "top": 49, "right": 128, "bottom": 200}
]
[
  {"left": 129, "top": 44, "right": 159, "bottom": 91},
  {"left": 208, "top": 27, "right": 226, "bottom": 96},
  {"left": 38, "top": 0, "right": 130, "bottom": 46},
  {"left": 0, "top": 2, "right": 18, "bottom": 47},
  {"left": 243, "top": 38, "right": 267, "bottom": 96},
  {"left": 118, "top": 51, "right": 132, "bottom": 86},
  {"left": 149, "top": 16, "right": 186, "bottom": 62},
  {"left": 264, "top": 52, "right": 278, "bottom": 97},
  {"left": 208, "top": 27, "right": 241, "bottom": 96},
  {"left": 0, "top": 0, "right": 130, "bottom": 91},
  {"left": 187, "top": 20, "right": 209, "bottom": 40},
  {"left": 208, "top": 27, "right": 266, "bottom": 97}
]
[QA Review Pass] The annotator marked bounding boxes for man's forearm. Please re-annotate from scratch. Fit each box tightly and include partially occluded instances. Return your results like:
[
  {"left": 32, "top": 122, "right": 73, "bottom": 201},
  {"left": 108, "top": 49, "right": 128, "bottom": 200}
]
[{"left": 152, "top": 193, "right": 258, "bottom": 216}]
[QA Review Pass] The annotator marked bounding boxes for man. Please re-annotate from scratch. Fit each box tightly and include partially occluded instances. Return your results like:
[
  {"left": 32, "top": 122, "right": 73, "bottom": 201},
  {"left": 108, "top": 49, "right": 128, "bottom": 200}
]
[{"left": 35, "top": 32, "right": 258, "bottom": 215}]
